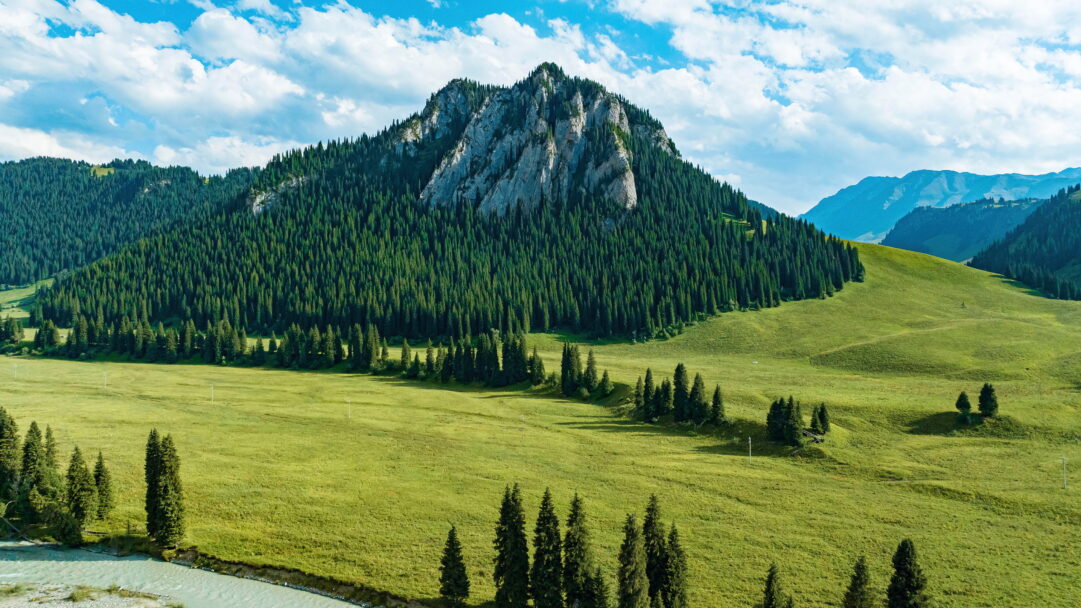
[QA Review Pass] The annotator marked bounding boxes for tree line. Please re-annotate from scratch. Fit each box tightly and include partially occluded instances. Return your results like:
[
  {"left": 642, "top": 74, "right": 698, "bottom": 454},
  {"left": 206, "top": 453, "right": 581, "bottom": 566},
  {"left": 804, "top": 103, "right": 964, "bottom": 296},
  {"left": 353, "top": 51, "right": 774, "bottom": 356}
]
[
  {"left": 954, "top": 383, "right": 999, "bottom": 425},
  {"left": 34, "top": 73, "right": 862, "bottom": 341},
  {"left": 0, "top": 409, "right": 114, "bottom": 545}
]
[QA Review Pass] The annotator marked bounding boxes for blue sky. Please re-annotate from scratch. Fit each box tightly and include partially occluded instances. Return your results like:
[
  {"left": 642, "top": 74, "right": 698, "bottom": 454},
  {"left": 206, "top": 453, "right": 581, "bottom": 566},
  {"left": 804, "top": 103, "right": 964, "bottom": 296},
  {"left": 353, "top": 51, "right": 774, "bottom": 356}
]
[{"left": 3, "top": 0, "right": 1081, "bottom": 213}]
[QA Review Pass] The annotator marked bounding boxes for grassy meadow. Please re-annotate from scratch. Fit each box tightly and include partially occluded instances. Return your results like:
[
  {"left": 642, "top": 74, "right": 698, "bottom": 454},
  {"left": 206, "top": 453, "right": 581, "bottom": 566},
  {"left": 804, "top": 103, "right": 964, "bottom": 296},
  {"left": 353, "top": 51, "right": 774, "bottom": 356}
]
[{"left": 1, "top": 244, "right": 1079, "bottom": 607}]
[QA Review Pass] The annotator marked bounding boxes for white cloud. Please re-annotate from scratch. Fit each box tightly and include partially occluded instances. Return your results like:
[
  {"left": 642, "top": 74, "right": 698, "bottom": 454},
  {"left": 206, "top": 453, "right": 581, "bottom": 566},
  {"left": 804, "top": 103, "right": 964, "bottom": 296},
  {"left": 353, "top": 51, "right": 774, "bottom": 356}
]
[
  {"left": 153, "top": 135, "right": 299, "bottom": 172},
  {"left": 0, "top": 122, "right": 136, "bottom": 162}
]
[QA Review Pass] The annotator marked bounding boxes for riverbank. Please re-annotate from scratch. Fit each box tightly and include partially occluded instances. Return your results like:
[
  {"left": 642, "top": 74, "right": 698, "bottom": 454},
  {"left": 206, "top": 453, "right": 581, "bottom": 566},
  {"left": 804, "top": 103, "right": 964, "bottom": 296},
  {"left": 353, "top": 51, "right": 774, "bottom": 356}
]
[{"left": 0, "top": 582, "right": 173, "bottom": 607}]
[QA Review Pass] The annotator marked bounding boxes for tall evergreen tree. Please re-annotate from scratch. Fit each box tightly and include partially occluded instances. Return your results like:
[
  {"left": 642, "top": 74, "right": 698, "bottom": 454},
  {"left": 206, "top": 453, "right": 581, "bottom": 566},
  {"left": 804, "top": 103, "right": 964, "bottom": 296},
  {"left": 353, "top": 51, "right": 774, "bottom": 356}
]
[
  {"left": 144, "top": 429, "right": 161, "bottom": 538},
  {"left": 662, "top": 525, "right": 686, "bottom": 608},
  {"left": 0, "top": 408, "right": 19, "bottom": 503},
  {"left": 154, "top": 434, "right": 185, "bottom": 546},
  {"left": 642, "top": 496, "right": 667, "bottom": 601},
  {"left": 583, "top": 350, "right": 599, "bottom": 393},
  {"left": 17, "top": 421, "right": 50, "bottom": 521},
  {"left": 978, "top": 383, "right": 998, "bottom": 417},
  {"left": 643, "top": 369, "right": 655, "bottom": 410},
  {"left": 887, "top": 539, "right": 928, "bottom": 608},
  {"left": 954, "top": 391, "right": 971, "bottom": 415},
  {"left": 842, "top": 556, "right": 873, "bottom": 608},
  {"left": 440, "top": 525, "right": 470, "bottom": 608},
  {"left": 688, "top": 374, "right": 708, "bottom": 424},
  {"left": 634, "top": 377, "right": 645, "bottom": 412},
  {"left": 65, "top": 446, "right": 97, "bottom": 528},
  {"left": 93, "top": 451, "right": 114, "bottom": 520},
  {"left": 655, "top": 379, "right": 673, "bottom": 419},
  {"left": 782, "top": 399, "right": 804, "bottom": 447},
  {"left": 532, "top": 489, "right": 564, "bottom": 608},
  {"left": 708, "top": 385, "right": 725, "bottom": 424},
  {"left": 762, "top": 563, "right": 789, "bottom": 608},
  {"left": 672, "top": 364, "right": 689, "bottom": 422},
  {"left": 564, "top": 493, "right": 594, "bottom": 608},
  {"left": 494, "top": 484, "right": 530, "bottom": 608},
  {"left": 617, "top": 514, "right": 649, "bottom": 608},
  {"left": 584, "top": 568, "right": 610, "bottom": 608}
]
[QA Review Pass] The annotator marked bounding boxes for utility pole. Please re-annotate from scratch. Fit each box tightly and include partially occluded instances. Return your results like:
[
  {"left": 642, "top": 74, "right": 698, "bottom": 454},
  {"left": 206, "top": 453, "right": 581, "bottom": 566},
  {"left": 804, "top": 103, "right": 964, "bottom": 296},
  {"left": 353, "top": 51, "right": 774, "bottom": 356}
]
[
  {"left": 103, "top": 372, "right": 108, "bottom": 390},
  {"left": 748, "top": 436, "right": 752, "bottom": 465},
  {"left": 210, "top": 384, "right": 215, "bottom": 404}
]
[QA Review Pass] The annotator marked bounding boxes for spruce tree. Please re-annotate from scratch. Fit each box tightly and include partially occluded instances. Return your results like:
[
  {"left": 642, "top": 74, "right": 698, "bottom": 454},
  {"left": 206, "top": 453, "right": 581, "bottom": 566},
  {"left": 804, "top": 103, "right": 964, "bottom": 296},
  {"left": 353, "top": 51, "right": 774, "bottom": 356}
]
[
  {"left": 532, "top": 489, "right": 564, "bottom": 608},
  {"left": 954, "top": 391, "right": 971, "bottom": 415},
  {"left": 762, "top": 563, "right": 788, "bottom": 608},
  {"left": 584, "top": 567, "right": 610, "bottom": 608},
  {"left": 662, "top": 525, "right": 686, "bottom": 608},
  {"left": 810, "top": 404, "right": 825, "bottom": 435},
  {"left": 0, "top": 408, "right": 19, "bottom": 503},
  {"left": 17, "top": 421, "right": 48, "bottom": 521},
  {"left": 767, "top": 399, "right": 786, "bottom": 441},
  {"left": 93, "top": 451, "right": 114, "bottom": 520},
  {"left": 842, "top": 556, "right": 873, "bottom": 608},
  {"left": 642, "top": 496, "right": 667, "bottom": 601},
  {"left": 655, "top": 379, "right": 673, "bottom": 418},
  {"left": 583, "top": 350, "right": 599, "bottom": 393},
  {"left": 818, "top": 403, "right": 831, "bottom": 433},
  {"left": 634, "top": 377, "right": 645, "bottom": 412},
  {"left": 688, "top": 374, "right": 708, "bottom": 424},
  {"left": 529, "top": 347, "right": 546, "bottom": 385},
  {"left": 709, "top": 385, "right": 724, "bottom": 424},
  {"left": 494, "top": 484, "right": 530, "bottom": 608},
  {"left": 672, "top": 364, "right": 689, "bottom": 422},
  {"left": 44, "top": 425, "right": 57, "bottom": 472},
  {"left": 564, "top": 493, "right": 594, "bottom": 608},
  {"left": 617, "top": 514, "right": 649, "bottom": 608},
  {"left": 145, "top": 429, "right": 161, "bottom": 538},
  {"left": 782, "top": 399, "right": 804, "bottom": 447},
  {"left": 887, "top": 539, "right": 928, "bottom": 608},
  {"left": 440, "top": 525, "right": 470, "bottom": 607},
  {"left": 643, "top": 369, "right": 655, "bottom": 410},
  {"left": 598, "top": 371, "right": 614, "bottom": 398},
  {"left": 154, "top": 435, "right": 185, "bottom": 546},
  {"left": 400, "top": 338, "right": 412, "bottom": 371},
  {"left": 978, "top": 383, "right": 998, "bottom": 417},
  {"left": 65, "top": 446, "right": 97, "bottom": 528}
]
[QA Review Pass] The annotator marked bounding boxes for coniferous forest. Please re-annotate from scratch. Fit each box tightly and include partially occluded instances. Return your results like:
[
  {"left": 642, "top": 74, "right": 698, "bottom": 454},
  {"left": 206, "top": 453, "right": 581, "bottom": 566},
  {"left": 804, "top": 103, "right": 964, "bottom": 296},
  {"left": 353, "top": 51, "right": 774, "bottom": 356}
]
[
  {"left": 969, "top": 185, "right": 1081, "bottom": 299},
  {"left": 0, "top": 158, "right": 255, "bottom": 285},
  {"left": 34, "top": 71, "right": 861, "bottom": 340}
]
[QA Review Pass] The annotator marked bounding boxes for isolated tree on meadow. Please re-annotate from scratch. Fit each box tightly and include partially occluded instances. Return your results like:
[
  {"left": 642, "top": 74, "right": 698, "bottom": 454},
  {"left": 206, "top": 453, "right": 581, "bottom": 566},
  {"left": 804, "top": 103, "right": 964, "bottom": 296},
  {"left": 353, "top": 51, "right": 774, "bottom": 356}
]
[
  {"left": 978, "top": 383, "right": 998, "bottom": 417},
  {"left": 887, "top": 539, "right": 929, "bottom": 608},
  {"left": 842, "top": 556, "right": 874, "bottom": 608},
  {"left": 955, "top": 391, "right": 971, "bottom": 415},
  {"left": 440, "top": 525, "right": 470, "bottom": 607},
  {"left": 153, "top": 434, "right": 185, "bottom": 546},
  {"left": 145, "top": 429, "right": 161, "bottom": 538}
]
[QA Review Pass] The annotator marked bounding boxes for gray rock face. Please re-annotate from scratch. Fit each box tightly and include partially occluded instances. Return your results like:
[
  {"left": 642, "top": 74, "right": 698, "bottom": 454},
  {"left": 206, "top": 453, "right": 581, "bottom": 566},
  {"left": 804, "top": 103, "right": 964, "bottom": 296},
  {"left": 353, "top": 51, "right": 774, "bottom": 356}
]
[{"left": 401, "top": 66, "right": 675, "bottom": 214}]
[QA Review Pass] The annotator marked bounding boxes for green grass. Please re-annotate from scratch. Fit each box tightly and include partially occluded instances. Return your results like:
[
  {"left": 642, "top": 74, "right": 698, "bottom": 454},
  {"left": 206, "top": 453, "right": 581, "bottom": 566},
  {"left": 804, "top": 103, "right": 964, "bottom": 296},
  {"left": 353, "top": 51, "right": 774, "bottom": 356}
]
[{"left": 1, "top": 244, "right": 1080, "bottom": 607}]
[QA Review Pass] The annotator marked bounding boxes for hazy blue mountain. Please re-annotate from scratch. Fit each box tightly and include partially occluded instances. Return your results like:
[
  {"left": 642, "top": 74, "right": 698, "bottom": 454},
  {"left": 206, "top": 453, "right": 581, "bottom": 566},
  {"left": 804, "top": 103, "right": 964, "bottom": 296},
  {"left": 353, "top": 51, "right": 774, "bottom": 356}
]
[
  {"left": 881, "top": 198, "right": 1043, "bottom": 262},
  {"left": 801, "top": 168, "right": 1081, "bottom": 242}
]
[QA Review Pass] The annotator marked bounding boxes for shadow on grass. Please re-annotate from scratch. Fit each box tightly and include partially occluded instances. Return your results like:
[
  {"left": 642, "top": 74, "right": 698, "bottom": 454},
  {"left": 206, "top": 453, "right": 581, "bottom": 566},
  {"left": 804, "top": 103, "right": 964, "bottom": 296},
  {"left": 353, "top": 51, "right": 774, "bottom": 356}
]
[{"left": 906, "top": 411, "right": 960, "bottom": 435}]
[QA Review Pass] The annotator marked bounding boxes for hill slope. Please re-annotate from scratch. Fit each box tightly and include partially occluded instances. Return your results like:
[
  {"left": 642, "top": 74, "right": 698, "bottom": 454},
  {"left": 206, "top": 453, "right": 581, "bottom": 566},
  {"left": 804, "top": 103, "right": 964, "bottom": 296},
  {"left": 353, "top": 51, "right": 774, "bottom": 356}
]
[
  {"left": 37, "top": 64, "right": 860, "bottom": 338},
  {"left": 969, "top": 186, "right": 1081, "bottom": 299},
  {"left": 5, "top": 243, "right": 1080, "bottom": 607},
  {"left": 801, "top": 167, "right": 1081, "bottom": 242},
  {"left": 0, "top": 158, "right": 255, "bottom": 285},
  {"left": 880, "top": 197, "right": 1042, "bottom": 261}
]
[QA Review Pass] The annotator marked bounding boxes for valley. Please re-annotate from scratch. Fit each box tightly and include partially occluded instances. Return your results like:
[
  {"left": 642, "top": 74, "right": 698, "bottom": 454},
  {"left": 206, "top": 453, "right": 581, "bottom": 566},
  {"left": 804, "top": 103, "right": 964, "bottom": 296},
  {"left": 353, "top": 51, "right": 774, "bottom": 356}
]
[{"left": 2, "top": 244, "right": 1078, "bottom": 607}]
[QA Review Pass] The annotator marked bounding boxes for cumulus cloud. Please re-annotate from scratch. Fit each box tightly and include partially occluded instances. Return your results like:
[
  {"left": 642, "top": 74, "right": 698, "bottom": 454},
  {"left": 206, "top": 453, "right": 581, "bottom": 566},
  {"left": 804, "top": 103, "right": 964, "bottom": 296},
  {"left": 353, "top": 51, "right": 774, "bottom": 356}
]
[{"left": 2, "top": 0, "right": 1081, "bottom": 212}]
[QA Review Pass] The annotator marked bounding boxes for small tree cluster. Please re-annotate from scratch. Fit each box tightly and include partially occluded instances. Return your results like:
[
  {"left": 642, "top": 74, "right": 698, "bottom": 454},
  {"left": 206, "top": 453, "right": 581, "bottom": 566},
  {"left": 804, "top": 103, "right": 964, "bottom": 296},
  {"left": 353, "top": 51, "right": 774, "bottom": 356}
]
[
  {"left": 766, "top": 397, "right": 805, "bottom": 446},
  {"left": 634, "top": 364, "right": 725, "bottom": 426},
  {"left": 0, "top": 318, "right": 24, "bottom": 347},
  {"left": 561, "top": 345, "right": 614, "bottom": 400},
  {"left": 809, "top": 403, "right": 831, "bottom": 435},
  {"left": 955, "top": 384, "right": 998, "bottom": 424}
]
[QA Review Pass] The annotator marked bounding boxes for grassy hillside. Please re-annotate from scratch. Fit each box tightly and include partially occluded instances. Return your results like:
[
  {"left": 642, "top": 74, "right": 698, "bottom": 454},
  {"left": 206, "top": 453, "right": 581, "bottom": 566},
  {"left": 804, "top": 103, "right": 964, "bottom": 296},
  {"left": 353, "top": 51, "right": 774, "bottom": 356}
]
[{"left": 1, "top": 244, "right": 1079, "bottom": 607}]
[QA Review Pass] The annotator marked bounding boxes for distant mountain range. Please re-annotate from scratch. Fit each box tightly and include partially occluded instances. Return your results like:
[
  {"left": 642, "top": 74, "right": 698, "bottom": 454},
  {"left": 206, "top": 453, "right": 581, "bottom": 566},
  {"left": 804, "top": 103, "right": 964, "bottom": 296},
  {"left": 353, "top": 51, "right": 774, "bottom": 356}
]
[
  {"left": 881, "top": 198, "right": 1043, "bottom": 262},
  {"left": 801, "top": 168, "right": 1081, "bottom": 242}
]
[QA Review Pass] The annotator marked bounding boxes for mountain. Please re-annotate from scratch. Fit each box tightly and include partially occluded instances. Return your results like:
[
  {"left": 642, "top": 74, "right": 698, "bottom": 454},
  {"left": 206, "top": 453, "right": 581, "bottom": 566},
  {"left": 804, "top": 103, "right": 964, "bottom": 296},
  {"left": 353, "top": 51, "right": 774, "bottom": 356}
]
[
  {"left": 969, "top": 186, "right": 1081, "bottom": 299},
  {"left": 0, "top": 158, "right": 255, "bottom": 285},
  {"left": 801, "top": 167, "right": 1081, "bottom": 242},
  {"left": 880, "top": 197, "right": 1043, "bottom": 262},
  {"left": 36, "top": 64, "right": 861, "bottom": 339}
]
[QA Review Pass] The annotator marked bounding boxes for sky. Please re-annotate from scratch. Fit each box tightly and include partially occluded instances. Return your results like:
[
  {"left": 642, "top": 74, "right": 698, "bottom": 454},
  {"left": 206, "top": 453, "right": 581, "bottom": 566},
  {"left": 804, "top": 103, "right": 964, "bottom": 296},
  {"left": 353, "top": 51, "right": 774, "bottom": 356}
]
[{"left": 3, "top": 1, "right": 1081, "bottom": 214}]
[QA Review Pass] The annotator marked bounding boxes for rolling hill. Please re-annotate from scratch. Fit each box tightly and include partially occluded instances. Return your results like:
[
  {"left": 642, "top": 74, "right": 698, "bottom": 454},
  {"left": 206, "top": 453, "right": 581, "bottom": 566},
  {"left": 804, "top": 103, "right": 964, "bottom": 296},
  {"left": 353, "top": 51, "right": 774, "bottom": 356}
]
[
  {"left": 969, "top": 185, "right": 1081, "bottom": 299},
  {"left": 3, "top": 243, "right": 1079, "bottom": 607},
  {"left": 801, "top": 167, "right": 1081, "bottom": 242},
  {"left": 0, "top": 157, "right": 255, "bottom": 286},
  {"left": 880, "top": 197, "right": 1042, "bottom": 261}
]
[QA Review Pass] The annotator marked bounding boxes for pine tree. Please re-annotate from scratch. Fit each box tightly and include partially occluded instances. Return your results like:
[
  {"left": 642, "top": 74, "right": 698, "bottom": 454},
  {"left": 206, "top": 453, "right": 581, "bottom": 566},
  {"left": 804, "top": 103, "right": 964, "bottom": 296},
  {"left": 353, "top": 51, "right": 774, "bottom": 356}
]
[
  {"left": 564, "top": 493, "right": 594, "bottom": 608},
  {"left": 642, "top": 496, "right": 667, "bottom": 601},
  {"left": 598, "top": 371, "right": 614, "bottom": 397},
  {"left": 842, "top": 556, "right": 873, "bottom": 608},
  {"left": 440, "top": 525, "right": 470, "bottom": 607},
  {"left": 583, "top": 350, "right": 599, "bottom": 393},
  {"left": 688, "top": 374, "right": 708, "bottom": 424},
  {"left": 494, "top": 484, "right": 530, "bottom": 608},
  {"left": 818, "top": 403, "right": 831, "bottom": 433},
  {"left": 583, "top": 567, "right": 610, "bottom": 608},
  {"left": 0, "top": 408, "right": 19, "bottom": 503},
  {"left": 782, "top": 399, "right": 804, "bottom": 447},
  {"left": 65, "top": 446, "right": 97, "bottom": 528},
  {"left": 529, "top": 347, "right": 546, "bottom": 385},
  {"left": 887, "top": 539, "right": 928, "bottom": 608},
  {"left": 762, "top": 563, "right": 789, "bottom": 608},
  {"left": 672, "top": 364, "right": 689, "bottom": 422},
  {"left": 44, "top": 425, "right": 57, "bottom": 472},
  {"left": 400, "top": 338, "right": 412, "bottom": 371},
  {"left": 810, "top": 404, "right": 825, "bottom": 435},
  {"left": 93, "top": 451, "right": 114, "bottom": 520},
  {"left": 643, "top": 369, "right": 655, "bottom": 410},
  {"left": 145, "top": 429, "right": 161, "bottom": 538},
  {"left": 617, "top": 514, "right": 649, "bottom": 608},
  {"left": 154, "top": 435, "right": 185, "bottom": 546},
  {"left": 655, "top": 379, "right": 673, "bottom": 418},
  {"left": 532, "top": 489, "right": 564, "bottom": 608},
  {"left": 955, "top": 391, "right": 971, "bottom": 415},
  {"left": 634, "top": 377, "right": 645, "bottom": 412},
  {"left": 709, "top": 385, "right": 724, "bottom": 424},
  {"left": 662, "top": 525, "right": 686, "bottom": 608},
  {"left": 978, "top": 383, "right": 998, "bottom": 417}
]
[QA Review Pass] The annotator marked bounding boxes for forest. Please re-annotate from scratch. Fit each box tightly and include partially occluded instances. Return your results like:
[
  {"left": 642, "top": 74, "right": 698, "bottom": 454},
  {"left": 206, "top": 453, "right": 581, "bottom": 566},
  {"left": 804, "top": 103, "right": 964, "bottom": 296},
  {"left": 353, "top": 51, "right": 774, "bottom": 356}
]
[
  {"left": 33, "top": 72, "right": 861, "bottom": 340},
  {"left": 0, "top": 158, "right": 255, "bottom": 285}
]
